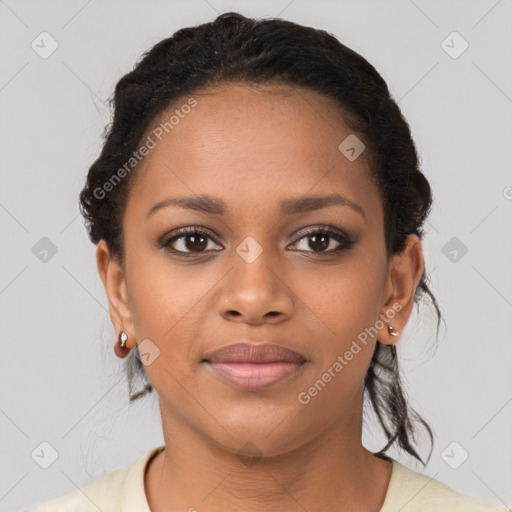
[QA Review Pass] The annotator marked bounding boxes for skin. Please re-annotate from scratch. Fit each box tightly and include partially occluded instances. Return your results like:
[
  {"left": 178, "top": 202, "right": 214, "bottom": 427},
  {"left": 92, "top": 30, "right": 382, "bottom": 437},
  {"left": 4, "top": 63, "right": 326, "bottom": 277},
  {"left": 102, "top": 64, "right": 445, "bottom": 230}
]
[{"left": 96, "top": 82, "right": 424, "bottom": 512}]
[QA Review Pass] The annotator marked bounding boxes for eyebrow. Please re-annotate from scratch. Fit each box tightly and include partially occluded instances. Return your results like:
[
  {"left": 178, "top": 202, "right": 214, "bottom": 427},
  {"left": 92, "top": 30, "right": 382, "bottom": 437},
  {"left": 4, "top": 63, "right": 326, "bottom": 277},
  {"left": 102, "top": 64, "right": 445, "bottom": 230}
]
[{"left": 146, "top": 193, "right": 365, "bottom": 219}]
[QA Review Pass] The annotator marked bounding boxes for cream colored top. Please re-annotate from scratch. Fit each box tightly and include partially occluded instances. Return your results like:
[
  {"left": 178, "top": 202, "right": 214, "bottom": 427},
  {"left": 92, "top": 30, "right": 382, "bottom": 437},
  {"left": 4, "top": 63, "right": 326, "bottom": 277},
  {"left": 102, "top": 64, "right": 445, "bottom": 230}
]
[{"left": 20, "top": 445, "right": 509, "bottom": 511}]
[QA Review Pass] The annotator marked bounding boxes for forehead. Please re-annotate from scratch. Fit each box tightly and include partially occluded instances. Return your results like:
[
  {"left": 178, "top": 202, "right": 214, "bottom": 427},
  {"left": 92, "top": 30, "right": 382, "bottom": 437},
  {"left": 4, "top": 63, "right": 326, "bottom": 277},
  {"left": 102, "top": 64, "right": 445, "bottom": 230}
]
[{"left": 125, "top": 82, "right": 380, "bottom": 222}]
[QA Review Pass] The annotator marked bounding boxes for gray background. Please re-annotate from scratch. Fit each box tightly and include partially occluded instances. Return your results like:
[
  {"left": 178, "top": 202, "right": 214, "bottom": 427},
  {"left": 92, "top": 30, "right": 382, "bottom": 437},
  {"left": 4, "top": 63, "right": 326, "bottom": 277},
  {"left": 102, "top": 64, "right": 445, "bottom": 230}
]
[{"left": 1, "top": 0, "right": 511, "bottom": 510}]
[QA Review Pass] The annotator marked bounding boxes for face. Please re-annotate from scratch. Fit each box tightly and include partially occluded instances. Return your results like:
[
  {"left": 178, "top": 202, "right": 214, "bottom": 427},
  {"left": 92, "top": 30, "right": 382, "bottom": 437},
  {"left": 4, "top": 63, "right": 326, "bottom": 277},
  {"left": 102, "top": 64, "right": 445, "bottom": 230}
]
[{"left": 97, "top": 82, "right": 423, "bottom": 458}]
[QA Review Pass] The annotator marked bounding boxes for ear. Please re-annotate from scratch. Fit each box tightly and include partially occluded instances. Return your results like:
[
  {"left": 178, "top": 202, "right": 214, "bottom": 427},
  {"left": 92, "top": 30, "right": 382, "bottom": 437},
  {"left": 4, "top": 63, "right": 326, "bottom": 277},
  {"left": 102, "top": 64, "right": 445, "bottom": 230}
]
[
  {"left": 96, "top": 239, "right": 136, "bottom": 350},
  {"left": 378, "top": 234, "right": 425, "bottom": 346}
]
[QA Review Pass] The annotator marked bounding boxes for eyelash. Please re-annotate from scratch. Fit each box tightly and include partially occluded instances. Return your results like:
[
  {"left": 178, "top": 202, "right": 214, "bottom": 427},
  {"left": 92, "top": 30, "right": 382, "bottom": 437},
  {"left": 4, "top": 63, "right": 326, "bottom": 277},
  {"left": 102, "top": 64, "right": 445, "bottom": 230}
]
[{"left": 160, "top": 225, "right": 355, "bottom": 258}]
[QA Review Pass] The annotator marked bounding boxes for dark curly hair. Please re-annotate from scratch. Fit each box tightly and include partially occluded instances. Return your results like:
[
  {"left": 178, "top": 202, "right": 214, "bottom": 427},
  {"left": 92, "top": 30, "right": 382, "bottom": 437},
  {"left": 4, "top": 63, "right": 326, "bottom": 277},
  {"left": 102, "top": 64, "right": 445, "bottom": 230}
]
[{"left": 79, "top": 11, "right": 443, "bottom": 467}]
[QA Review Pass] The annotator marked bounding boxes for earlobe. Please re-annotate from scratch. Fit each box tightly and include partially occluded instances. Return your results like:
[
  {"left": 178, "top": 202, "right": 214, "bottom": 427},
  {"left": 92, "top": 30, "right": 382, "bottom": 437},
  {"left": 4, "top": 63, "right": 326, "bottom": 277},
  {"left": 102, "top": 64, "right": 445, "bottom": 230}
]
[
  {"left": 96, "top": 240, "right": 136, "bottom": 350},
  {"left": 378, "top": 234, "right": 425, "bottom": 345}
]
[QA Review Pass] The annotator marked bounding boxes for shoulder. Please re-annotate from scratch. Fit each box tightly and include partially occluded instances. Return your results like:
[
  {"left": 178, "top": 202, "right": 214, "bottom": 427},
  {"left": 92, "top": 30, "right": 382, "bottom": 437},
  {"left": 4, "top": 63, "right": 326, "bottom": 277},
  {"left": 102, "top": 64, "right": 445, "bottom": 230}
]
[
  {"left": 382, "top": 459, "right": 510, "bottom": 512},
  {"left": 20, "top": 446, "right": 164, "bottom": 512}
]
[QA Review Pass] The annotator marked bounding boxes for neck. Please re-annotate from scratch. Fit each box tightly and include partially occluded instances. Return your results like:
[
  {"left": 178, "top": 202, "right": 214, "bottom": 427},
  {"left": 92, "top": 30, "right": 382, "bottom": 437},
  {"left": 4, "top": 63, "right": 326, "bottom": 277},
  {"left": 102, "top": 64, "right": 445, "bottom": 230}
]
[{"left": 145, "top": 392, "right": 392, "bottom": 512}]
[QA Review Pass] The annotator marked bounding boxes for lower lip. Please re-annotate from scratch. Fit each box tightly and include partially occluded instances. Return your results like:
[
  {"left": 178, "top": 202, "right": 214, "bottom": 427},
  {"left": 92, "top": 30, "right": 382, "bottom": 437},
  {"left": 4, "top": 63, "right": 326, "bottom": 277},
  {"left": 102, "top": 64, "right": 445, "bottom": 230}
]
[{"left": 204, "top": 361, "right": 305, "bottom": 390}]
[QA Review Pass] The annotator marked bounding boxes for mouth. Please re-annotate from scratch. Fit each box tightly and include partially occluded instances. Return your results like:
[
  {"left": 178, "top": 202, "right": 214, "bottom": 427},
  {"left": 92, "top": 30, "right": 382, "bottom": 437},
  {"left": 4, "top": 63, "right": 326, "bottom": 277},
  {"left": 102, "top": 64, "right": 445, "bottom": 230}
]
[{"left": 202, "top": 342, "right": 307, "bottom": 391}]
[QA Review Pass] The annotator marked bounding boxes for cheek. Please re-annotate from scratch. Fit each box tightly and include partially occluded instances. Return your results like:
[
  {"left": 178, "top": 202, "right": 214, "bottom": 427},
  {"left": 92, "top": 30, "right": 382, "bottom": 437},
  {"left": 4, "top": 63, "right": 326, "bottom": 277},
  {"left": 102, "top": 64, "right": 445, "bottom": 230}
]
[
  {"left": 288, "top": 259, "right": 385, "bottom": 405},
  {"left": 294, "top": 275, "right": 379, "bottom": 418},
  {"left": 125, "top": 252, "right": 232, "bottom": 384},
  {"left": 125, "top": 251, "right": 206, "bottom": 343},
  {"left": 292, "top": 258, "right": 385, "bottom": 349}
]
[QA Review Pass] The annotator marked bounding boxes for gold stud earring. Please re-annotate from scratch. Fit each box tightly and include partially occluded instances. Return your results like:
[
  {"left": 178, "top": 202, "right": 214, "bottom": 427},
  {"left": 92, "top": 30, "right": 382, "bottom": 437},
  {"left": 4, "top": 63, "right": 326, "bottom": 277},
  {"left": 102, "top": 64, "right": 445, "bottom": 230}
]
[
  {"left": 114, "top": 330, "right": 131, "bottom": 358},
  {"left": 387, "top": 325, "right": 399, "bottom": 337},
  {"left": 119, "top": 331, "right": 128, "bottom": 348}
]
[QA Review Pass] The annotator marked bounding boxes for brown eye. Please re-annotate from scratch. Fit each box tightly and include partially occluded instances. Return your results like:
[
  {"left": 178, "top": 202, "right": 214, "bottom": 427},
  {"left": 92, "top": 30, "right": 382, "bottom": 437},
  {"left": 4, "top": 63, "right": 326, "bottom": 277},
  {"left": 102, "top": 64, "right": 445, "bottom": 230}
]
[
  {"left": 290, "top": 226, "right": 355, "bottom": 254},
  {"left": 162, "top": 228, "right": 222, "bottom": 255},
  {"left": 181, "top": 233, "right": 208, "bottom": 252},
  {"left": 305, "top": 233, "right": 330, "bottom": 252}
]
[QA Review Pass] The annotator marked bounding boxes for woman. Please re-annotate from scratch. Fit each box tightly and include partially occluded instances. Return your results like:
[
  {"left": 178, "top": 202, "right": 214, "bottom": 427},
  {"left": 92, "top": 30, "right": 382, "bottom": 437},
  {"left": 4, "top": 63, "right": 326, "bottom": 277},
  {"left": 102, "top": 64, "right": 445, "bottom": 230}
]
[{"left": 22, "top": 11, "right": 508, "bottom": 512}]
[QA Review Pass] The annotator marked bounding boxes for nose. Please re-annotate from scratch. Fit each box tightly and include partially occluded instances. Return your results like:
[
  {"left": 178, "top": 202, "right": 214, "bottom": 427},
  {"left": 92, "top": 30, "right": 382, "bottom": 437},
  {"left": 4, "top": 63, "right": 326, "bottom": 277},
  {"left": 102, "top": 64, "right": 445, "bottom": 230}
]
[{"left": 217, "top": 251, "right": 294, "bottom": 325}]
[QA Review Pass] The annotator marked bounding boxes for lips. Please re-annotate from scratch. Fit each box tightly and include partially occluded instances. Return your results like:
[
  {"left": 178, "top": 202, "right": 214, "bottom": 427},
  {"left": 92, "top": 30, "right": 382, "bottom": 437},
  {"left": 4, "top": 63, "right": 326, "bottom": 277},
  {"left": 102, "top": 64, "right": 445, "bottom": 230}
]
[
  {"left": 202, "top": 342, "right": 306, "bottom": 364},
  {"left": 202, "top": 342, "right": 307, "bottom": 390}
]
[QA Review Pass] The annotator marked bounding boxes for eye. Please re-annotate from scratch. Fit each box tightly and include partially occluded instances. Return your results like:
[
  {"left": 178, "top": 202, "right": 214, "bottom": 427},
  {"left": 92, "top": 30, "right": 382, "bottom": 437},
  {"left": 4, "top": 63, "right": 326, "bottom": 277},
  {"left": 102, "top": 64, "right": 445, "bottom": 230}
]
[
  {"left": 289, "top": 225, "right": 355, "bottom": 255},
  {"left": 161, "top": 227, "right": 223, "bottom": 256},
  {"left": 160, "top": 225, "right": 355, "bottom": 257}
]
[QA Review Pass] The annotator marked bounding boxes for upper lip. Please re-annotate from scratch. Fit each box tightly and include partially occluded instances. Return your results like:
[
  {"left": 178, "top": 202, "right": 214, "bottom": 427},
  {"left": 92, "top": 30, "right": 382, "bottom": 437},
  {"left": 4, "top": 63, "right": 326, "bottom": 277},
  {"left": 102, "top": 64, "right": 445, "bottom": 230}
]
[{"left": 203, "top": 342, "right": 306, "bottom": 364}]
